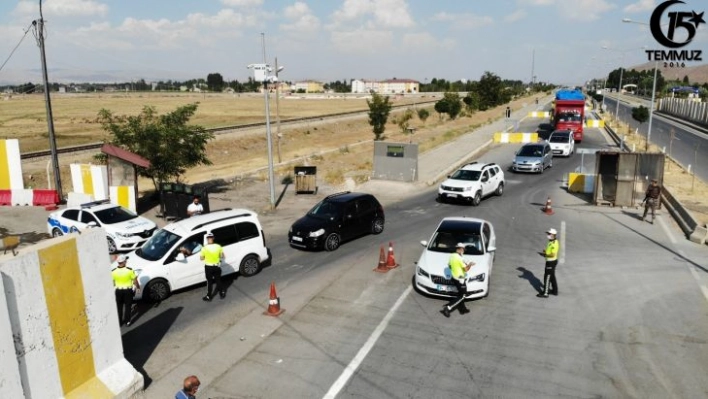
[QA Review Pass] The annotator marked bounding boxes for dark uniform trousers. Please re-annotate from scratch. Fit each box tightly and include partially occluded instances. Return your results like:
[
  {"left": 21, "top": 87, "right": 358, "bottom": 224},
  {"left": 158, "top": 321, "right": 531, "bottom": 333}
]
[
  {"left": 542, "top": 260, "right": 558, "bottom": 295},
  {"left": 115, "top": 288, "right": 134, "bottom": 324},
  {"left": 204, "top": 265, "right": 223, "bottom": 297},
  {"left": 446, "top": 278, "right": 469, "bottom": 312}
]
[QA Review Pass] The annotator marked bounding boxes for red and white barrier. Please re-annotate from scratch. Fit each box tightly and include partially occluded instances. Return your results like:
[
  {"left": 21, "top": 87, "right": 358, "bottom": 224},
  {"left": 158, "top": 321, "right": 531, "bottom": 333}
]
[{"left": 0, "top": 189, "right": 60, "bottom": 206}]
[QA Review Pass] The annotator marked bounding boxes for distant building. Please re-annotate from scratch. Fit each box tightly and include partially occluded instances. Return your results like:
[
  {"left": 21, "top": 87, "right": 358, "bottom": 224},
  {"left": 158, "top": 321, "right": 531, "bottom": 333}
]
[
  {"left": 351, "top": 78, "right": 419, "bottom": 94},
  {"left": 293, "top": 80, "right": 324, "bottom": 93}
]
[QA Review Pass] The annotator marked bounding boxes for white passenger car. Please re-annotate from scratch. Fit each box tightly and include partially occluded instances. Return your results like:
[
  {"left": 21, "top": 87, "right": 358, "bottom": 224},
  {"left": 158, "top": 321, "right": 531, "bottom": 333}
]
[
  {"left": 548, "top": 129, "right": 575, "bottom": 157},
  {"left": 414, "top": 217, "right": 496, "bottom": 300},
  {"left": 437, "top": 162, "right": 505, "bottom": 206},
  {"left": 116, "top": 209, "right": 271, "bottom": 301}
]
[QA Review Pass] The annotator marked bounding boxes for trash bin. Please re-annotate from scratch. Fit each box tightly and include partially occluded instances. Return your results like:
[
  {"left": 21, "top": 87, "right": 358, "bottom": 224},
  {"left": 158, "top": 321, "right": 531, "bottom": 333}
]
[{"left": 294, "top": 166, "right": 317, "bottom": 194}]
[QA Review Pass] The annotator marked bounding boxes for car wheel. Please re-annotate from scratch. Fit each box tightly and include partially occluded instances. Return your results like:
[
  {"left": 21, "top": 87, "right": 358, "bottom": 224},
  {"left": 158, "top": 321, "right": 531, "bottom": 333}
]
[
  {"left": 549, "top": 159, "right": 553, "bottom": 168},
  {"left": 239, "top": 254, "right": 261, "bottom": 277},
  {"left": 539, "top": 164, "right": 544, "bottom": 174},
  {"left": 145, "top": 279, "right": 170, "bottom": 302},
  {"left": 324, "top": 233, "right": 340, "bottom": 251},
  {"left": 107, "top": 238, "right": 117, "bottom": 254},
  {"left": 495, "top": 183, "right": 504, "bottom": 196},
  {"left": 371, "top": 217, "right": 385, "bottom": 234},
  {"left": 52, "top": 228, "right": 63, "bottom": 237},
  {"left": 472, "top": 191, "right": 482, "bottom": 207}
]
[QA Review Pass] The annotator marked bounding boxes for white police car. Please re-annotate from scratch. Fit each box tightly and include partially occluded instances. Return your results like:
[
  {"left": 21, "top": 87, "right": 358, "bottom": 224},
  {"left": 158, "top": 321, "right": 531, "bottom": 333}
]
[{"left": 47, "top": 200, "right": 156, "bottom": 253}]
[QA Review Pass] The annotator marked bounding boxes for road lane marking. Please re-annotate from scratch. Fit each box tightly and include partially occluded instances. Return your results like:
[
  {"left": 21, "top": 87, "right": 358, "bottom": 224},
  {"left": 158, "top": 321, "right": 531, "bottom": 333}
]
[
  {"left": 658, "top": 217, "right": 677, "bottom": 244},
  {"left": 323, "top": 285, "right": 412, "bottom": 399},
  {"left": 560, "top": 220, "right": 566, "bottom": 265}
]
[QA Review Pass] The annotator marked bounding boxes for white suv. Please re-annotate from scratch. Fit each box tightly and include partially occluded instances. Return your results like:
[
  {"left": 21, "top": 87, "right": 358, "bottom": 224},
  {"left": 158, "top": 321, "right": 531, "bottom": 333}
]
[
  {"left": 437, "top": 162, "right": 505, "bottom": 206},
  {"left": 47, "top": 200, "right": 156, "bottom": 254},
  {"left": 117, "top": 209, "right": 271, "bottom": 302}
]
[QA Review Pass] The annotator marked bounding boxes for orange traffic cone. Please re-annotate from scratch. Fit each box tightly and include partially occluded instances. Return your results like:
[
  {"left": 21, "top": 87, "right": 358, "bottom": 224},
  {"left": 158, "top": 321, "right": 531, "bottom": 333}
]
[
  {"left": 263, "top": 282, "right": 285, "bottom": 317},
  {"left": 385, "top": 242, "right": 399, "bottom": 269},
  {"left": 374, "top": 245, "right": 389, "bottom": 273},
  {"left": 544, "top": 196, "right": 554, "bottom": 215}
]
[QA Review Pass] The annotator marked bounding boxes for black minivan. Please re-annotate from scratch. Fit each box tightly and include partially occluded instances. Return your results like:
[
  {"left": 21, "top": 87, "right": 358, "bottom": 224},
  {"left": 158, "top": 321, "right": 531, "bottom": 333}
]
[{"left": 288, "top": 192, "right": 385, "bottom": 251}]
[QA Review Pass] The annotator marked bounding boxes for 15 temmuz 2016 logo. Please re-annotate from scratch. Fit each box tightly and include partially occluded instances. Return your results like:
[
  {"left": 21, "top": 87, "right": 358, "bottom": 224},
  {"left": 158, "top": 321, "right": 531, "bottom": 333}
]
[{"left": 646, "top": 0, "right": 705, "bottom": 67}]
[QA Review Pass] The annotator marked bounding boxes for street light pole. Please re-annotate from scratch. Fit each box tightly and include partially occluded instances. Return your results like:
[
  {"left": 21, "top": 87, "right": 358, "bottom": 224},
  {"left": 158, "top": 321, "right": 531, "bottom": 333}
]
[
  {"left": 260, "top": 33, "right": 276, "bottom": 209},
  {"left": 36, "top": 0, "right": 63, "bottom": 200},
  {"left": 615, "top": 53, "right": 625, "bottom": 120},
  {"left": 274, "top": 57, "right": 282, "bottom": 164},
  {"left": 645, "top": 61, "right": 658, "bottom": 152}
]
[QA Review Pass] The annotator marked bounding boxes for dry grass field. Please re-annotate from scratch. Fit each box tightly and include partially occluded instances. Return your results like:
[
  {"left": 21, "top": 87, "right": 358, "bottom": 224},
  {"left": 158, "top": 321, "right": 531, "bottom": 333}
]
[{"left": 0, "top": 91, "right": 425, "bottom": 152}]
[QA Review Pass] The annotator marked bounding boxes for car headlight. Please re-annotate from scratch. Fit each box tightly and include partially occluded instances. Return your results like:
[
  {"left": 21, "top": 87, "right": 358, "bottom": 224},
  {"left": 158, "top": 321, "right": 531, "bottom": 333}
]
[
  {"left": 289, "top": 226, "right": 293, "bottom": 233},
  {"left": 417, "top": 266, "right": 430, "bottom": 278},
  {"left": 115, "top": 232, "right": 131, "bottom": 238},
  {"left": 309, "top": 228, "right": 325, "bottom": 237},
  {"left": 464, "top": 186, "right": 473, "bottom": 192},
  {"left": 468, "top": 273, "right": 486, "bottom": 282}
]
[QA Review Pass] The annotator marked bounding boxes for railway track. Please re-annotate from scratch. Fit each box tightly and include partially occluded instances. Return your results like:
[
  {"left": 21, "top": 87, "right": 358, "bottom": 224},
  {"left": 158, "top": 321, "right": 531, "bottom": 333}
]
[{"left": 21, "top": 100, "right": 436, "bottom": 160}]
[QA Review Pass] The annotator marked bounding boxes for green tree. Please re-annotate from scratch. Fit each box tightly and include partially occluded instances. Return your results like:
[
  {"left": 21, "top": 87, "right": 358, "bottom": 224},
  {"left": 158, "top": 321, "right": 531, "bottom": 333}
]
[
  {"left": 477, "top": 71, "right": 510, "bottom": 110},
  {"left": 631, "top": 105, "right": 649, "bottom": 127},
  {"left": 463, "top": 91, "right": 481, "bottom": 113},
  {"left": 366, "top": 93, "right": 392, "bottom": 140},
  {"left": 207, "top": 73, "right": 224, "bottom": 91},
  {"left": 434, "top": 99, "right": 449, "bottom": 120},
  {"left": 434, "top": 92, "right": 462, "bottom": 120},
  {"left": 397, "top": 108, "right": 415, "bottom": 133},
  {"left": 417, "top": 108, "right": 430, "bottom": 122},
  {"left": 97, "top": 103, "right": 214, "bottom": 191}
]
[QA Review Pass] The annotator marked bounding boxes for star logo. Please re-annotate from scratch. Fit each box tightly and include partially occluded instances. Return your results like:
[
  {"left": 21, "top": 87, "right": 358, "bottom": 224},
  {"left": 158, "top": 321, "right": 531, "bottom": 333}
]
[{"left": 688, "top": 11, "right": 705, "bottom": 29}]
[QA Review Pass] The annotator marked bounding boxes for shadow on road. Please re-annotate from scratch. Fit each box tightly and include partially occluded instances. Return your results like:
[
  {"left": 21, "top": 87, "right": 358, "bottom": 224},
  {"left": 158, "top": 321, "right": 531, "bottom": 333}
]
[
  {"left": 517, "top": 266, "right": 542, "bottom": 293},
  {"left": 122, "top": 306, "right": 183, "bottom": 389}
]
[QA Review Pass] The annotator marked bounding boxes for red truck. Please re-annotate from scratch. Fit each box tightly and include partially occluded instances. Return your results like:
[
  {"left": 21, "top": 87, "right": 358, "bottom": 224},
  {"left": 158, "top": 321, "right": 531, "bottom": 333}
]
[{"left": 552, "top": 90, "right": 585, "bottom": 143}]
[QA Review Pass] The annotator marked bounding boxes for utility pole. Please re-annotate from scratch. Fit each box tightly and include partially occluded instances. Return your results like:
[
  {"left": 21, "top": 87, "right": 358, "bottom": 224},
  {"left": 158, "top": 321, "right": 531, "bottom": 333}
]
[
  {"left": 692, "top": 143, "right": 700, "bottom": 193},
  {"left": 530, "top": 49, "right": 535, "bottom": 90},
  {"left": 645, "top": 61, "right": 658, "bottom": 152},
  {"left": 261, "top": 33, "right": 276, "bottom": 209},
  {"left": 274, "top": 57, "right": 282, "bottom": 164},
  {"left": 36, "top": 0, "right": 62, "bottom": 200}
]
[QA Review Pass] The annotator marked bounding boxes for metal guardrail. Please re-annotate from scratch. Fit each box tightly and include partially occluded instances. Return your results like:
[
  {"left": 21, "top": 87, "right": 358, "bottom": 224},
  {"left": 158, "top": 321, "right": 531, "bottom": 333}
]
[
  {"left": 602, "top": 114, "right": 707, "bottom": 244},
  {"left": 21, "top": 100, "right": 437, "bottom": 160}
]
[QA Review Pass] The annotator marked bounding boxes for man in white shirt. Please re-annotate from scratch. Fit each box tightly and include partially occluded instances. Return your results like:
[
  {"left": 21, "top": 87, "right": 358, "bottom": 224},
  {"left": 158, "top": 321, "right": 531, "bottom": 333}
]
[{"left": 187, "top": 196, "right": 204, "bottom": 217}]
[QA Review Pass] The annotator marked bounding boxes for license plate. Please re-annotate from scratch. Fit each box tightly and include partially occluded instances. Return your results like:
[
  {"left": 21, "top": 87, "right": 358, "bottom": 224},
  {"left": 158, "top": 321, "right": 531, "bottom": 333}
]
[
  {"left": 437, "top": 284, "right": 456, "bottom": 293},
  {"left": 292, "top": 236, "right": 303, "bottom": 242},
  {"left": 447, "top": 194, "right": 458, "bottom": 198}
]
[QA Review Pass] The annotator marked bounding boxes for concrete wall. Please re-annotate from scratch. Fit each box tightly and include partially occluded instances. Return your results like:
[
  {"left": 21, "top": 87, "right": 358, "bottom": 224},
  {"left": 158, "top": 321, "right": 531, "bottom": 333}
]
[
  {"left": 372, "top": 142, "right": 418, "bottom": 182},
  {"left": 658, "top": 98, "right": 708, "bottom": 125},
  {"left": 0, "top": 229, "right": 143, "bottom": 398}
]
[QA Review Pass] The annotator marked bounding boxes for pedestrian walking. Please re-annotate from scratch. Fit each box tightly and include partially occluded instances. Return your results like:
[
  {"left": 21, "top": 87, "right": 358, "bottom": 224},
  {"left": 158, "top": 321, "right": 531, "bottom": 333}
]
[
  {"left": 111, "top": 254, "right": 140, "bottom": 326},
  {"left": 200, "top": 232, "right": 225, "bottom": 301},
  {"left": 538, "top": 228, "right": 560, "bottom": 298},
  {"left": 441, "top": 243, "right": 475, "bottom": 318},
  {"left": 641, "top": 179, "right": 661, "bottom": 224},
  {"left": 187, "top": 196, "right": 204, "bottom": 217},
  {"left": 175, "top": 375, "right": 200, "bottom": 399}
]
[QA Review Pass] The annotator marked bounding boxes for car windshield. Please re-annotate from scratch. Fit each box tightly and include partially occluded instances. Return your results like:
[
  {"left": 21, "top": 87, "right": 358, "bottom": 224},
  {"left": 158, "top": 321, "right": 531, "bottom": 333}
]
[
  {"left": 307, "top": 199, "right": 342, "bottom": 220},
  {"left": 428, "top": 231, "right": 484, "bottom": 255},
  {"left": 135, "top": 229, "right": 181, "bottom": 261},
  {"left": 517, "top": 146, "right": 544, "bottom": 157},
  {"left": 94, "top": 206, "right": 138, "bottom": 224},
  {"left": 449, "top": 169, "right": 481, "bottom": 181},
  {"left": 549, "top": 134, "right": 570, "bottom": 143}
]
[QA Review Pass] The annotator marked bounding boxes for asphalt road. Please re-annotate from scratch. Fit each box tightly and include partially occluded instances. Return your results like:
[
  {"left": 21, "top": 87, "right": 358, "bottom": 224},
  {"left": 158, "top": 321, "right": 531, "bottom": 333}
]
[
  {"left": 129, "top": 116, "right": 708, "bottom": 398},
  {"left": 603, "top": 96, "right": 708, "bottom": 183}
]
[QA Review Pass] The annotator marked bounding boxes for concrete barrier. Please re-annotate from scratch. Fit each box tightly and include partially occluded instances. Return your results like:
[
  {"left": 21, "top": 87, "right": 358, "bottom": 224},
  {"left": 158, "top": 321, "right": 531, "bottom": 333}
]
[
  {"left": 0, "top": 139, "right": 24, "bottom": 190},
  {"left": 110, "top": 186, "right": 136, "bottom": 213},
  {"left": 0, "top": 229, "right": 143, "bottom": 398},
  {"left": 493, "top": 132, "right": 538, "bottom": 143},
  {"left": 568, "top": 173, "right": 595, "bottom": 193},
  {"left": 70, "top": 164, "right": 109, "bottom": 201},
  {"left": 527, "top": 111, "right": 550, "bottom": 118},
  {"left": 585, "top": 119, "right": 605, "bottom": 128}
]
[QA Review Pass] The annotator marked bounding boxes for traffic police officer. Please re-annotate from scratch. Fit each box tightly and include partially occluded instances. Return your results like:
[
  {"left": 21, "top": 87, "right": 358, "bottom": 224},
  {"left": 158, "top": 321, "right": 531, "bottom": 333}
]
[
  {"left": 441, "top": 243, "right": 475, "bottom": 318},
  {"left": 200, "top": 232, "right": 225, "bottom": 301},
  {"left": 111, "top": 254, "right": 140, "bottom": 326},
  {"left": 538, "top": 228, "right": 559, "bottom": 298}
]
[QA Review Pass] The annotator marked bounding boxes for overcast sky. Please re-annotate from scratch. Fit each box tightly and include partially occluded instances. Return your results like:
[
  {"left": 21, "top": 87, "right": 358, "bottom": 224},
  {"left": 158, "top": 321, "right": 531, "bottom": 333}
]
[{"left": 0, "top": 0, "right": 705, "bottom": 85}]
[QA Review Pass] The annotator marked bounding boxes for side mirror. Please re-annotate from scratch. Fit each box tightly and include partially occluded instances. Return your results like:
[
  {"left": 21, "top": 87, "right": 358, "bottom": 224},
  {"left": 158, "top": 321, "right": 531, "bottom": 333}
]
[
  {"left": 420, "top": 240, "right": 428, "bottom": 247},
  {"left": 175, "top": 253, "right": 186, "bottom": 261},
  {"left": 487, "top": 246, "right": 496, "bottom": 252},
  {"left": 87, "top": 221, "right": 98, "bottom": 228}
]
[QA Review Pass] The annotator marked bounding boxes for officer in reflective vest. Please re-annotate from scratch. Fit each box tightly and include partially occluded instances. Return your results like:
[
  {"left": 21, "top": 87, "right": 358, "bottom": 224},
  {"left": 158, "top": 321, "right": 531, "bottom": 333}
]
[
  {"left": 200, "top": 232, "right": 225, "bottom": 302},
  {"left": 441, "top": 242, "right": 475, "bottom": 318},
  {"left": 111, "top": 254, "right": 140, "bottom": 326},
  {"left": 538, "top": 228, "right": 560, "bottom": 298}
]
